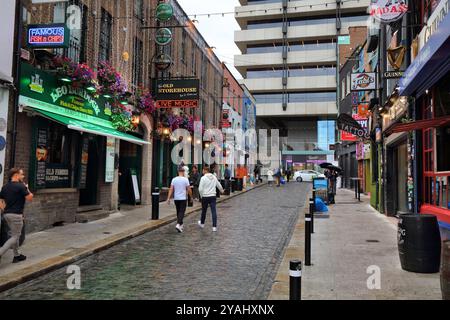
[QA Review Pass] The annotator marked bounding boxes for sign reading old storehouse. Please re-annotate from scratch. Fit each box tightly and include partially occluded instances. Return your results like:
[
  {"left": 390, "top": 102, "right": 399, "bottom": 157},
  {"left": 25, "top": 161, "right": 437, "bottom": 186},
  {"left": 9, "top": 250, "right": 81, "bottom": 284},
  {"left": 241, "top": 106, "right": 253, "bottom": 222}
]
[{"left": 155, "top": 79, "right": 200, "bottom": 108}]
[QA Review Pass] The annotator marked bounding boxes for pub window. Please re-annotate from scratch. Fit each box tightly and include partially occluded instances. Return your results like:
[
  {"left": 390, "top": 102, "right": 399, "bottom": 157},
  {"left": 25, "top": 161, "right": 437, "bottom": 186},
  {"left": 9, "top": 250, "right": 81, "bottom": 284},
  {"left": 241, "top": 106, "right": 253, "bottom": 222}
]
[
  {"left": 99, "top": 8, "right": 112, "bottom": 62},
  {"left": 48, "top": 122, "right": 71, "bottom": 164}
]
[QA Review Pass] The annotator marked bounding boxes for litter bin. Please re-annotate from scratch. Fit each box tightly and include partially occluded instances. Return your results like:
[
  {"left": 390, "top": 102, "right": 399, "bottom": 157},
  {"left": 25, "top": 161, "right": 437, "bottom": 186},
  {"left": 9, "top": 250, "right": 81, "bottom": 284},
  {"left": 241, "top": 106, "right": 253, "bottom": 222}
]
[
  {"left": 236, "top": 178, "right": 243, "bottom": 191},
  {"left": 398, "top": 214, "right": 441, "bottom": 273},
  {"left": 231, "top": 178, "right": 237, "bottom": 193}
]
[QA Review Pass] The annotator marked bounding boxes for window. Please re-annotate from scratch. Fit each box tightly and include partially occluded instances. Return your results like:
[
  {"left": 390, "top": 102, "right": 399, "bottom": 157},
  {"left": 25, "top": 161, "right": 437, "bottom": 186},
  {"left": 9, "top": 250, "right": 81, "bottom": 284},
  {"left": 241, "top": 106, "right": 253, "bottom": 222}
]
[
  {"left": 133, "top": 37, "right": 143, "bottom": 88},
  {"left": 99, "top": 8, "right": 112, "bottom": 62},
  {"left": 341, "top": 79, "right": 346, "bottom": 100}
]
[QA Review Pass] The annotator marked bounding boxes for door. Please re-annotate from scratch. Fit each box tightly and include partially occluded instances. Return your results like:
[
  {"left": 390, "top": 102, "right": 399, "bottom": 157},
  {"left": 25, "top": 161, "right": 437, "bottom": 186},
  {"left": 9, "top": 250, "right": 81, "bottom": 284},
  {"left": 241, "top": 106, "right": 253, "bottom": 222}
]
[
  {"left": 396, "top": 143, "right": 409, "bottom": 215},
  {"left": 79, "top": 135, "right": 100, "bottom": 206},
  {"left": 119, "top": 140, "right": 143, "bottom": 205}
]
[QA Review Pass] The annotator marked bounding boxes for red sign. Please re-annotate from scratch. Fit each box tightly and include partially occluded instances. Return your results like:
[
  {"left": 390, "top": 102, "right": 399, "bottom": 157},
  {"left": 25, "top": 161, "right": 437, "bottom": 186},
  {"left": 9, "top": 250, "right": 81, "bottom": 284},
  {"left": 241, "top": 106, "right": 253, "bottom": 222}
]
[
  {"left": 156, "top": 100, "right": 198, "bottom": 108},
  {"left": 340, "top": 114, "right": 368, "bottom": 141},
  {"left": 358, "top": 104, "right": 370, "bottom": 117},
  {"left": 221, "top": 109, "right": 231, "bottom": 128},
  {"left": 340, "top": 130, "right": 358, "bottom": 142}
]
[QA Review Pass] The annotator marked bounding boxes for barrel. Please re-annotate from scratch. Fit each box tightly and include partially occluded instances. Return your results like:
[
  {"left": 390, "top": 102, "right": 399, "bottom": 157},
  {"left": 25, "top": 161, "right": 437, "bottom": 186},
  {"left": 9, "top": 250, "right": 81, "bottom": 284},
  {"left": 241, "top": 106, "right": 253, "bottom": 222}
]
[
  {"left": 441, "top": 240, "right": 450, "bottom": 300},
  {"left": 398, "top": 214, "right": 441, "bottom": 273}
]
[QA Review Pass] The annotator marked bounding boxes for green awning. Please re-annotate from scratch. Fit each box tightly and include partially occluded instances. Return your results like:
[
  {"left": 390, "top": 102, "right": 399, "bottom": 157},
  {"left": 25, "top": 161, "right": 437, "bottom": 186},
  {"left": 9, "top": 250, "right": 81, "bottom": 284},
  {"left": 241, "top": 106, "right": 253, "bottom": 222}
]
[{"left": 33, "top": 109, "right": 150, "bottom": 145}]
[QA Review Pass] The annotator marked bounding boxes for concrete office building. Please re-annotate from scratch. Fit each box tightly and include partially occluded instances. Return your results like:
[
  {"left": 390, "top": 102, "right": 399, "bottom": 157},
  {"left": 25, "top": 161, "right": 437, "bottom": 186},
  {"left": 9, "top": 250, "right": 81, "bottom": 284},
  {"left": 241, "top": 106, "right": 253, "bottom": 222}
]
[{"left": 234, "top": 0, "right": 370, "bottom": 172}]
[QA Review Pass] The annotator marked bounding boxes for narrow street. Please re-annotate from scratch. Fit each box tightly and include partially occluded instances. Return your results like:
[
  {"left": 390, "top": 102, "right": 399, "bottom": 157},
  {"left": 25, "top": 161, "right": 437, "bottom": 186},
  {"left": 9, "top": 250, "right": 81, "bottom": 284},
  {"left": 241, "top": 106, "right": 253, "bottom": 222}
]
[{"left": 0, "top": 183, "right": 309, "bottom": 300}]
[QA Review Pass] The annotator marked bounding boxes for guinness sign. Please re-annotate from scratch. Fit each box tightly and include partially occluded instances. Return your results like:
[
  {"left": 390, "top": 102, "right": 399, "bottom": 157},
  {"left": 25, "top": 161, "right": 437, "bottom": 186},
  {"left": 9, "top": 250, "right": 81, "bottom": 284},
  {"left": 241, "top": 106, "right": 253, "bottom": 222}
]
[{"left": 383, "top": 71, "right": 404, "bottom": 79}]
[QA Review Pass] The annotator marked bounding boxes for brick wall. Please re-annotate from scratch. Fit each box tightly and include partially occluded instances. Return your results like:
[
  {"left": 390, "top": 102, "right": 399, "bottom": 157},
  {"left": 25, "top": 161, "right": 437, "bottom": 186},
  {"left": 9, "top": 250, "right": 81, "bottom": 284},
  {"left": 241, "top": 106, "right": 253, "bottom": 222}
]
[{"left": 339, "top": 27, "right": 368, "bottom": 69}]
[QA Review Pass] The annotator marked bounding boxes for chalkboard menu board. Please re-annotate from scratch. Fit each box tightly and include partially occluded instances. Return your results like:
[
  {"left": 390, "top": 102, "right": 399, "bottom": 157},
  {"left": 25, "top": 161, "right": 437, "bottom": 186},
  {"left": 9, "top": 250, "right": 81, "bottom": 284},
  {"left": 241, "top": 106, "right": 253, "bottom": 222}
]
[
  {"left": 35, "top": 128, "right": 48, "bottom": 188},
  {"left": 78, "top": 135, "right": 89, "bottom": 189}
]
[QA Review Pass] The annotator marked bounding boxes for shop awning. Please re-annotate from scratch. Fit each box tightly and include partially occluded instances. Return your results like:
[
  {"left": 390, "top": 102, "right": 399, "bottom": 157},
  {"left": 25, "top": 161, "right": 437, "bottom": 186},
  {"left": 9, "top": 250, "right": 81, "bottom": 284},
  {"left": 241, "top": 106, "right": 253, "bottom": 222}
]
[
  {"left": 389, "top": 116, "right": 450, "bottom": 133},
  {"left": 33, "top": 109, "right": 150, "bottom": 145}
]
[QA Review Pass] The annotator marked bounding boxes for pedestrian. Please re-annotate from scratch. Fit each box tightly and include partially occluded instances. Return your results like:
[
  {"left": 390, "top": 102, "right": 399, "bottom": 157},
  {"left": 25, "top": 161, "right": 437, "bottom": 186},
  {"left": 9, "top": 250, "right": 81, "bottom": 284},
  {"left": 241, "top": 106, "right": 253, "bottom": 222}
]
[
  {"left": 166, "top": 166, "right": 192, "bottom": 233},
  {"left": 180, "top": 160, "right": 189, "bottom": 179},
  {"left": 267, "top": 168, "right": 274, "bottom": 186},
  {"left": 198, "top": 166, "right": 224, "bottom": 232},
  {"left": 286, "top": 168, "right": 291, "bottom": 183},
  {"left": 224, "top": 164, "right": 232, "bottom": 193},
  {"left": 0, "top": 168, "right": 33, "bottom": 264},
  {"left": 274, "top": 167, "right": 282, "bottom": 187},
  {"left": 190, "top": 165, "right": 201, "bottom": 201}
]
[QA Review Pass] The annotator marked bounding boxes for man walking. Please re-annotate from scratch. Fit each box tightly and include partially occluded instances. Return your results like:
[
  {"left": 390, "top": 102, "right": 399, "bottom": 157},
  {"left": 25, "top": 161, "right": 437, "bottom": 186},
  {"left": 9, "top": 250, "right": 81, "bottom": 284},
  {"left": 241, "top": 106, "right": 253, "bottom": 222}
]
[
  {"left": 190, "top": 165, "right": 201, "bottom": 201},
  {"left": 0, "top": 168, "right": 33, "bottom": 263},
  {"left": 198, "top": 166, "right": 224, "bottom": 232},
  {"left": 167, "top": 166, "right": 192, "bottom": 233}
]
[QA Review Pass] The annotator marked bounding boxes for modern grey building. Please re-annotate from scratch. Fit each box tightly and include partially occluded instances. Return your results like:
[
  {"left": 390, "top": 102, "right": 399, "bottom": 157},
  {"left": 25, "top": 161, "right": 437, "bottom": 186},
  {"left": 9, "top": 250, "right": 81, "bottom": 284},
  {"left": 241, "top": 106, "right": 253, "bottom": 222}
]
[{"left": 234, "top": 0, "right": 370, "bottom": 172}]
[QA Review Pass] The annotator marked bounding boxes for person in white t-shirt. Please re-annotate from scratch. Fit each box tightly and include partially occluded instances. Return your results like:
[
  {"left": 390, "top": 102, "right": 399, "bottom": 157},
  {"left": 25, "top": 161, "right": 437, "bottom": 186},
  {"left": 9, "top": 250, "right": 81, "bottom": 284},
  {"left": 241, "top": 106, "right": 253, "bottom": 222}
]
[{"left": 166, "top": 166, "right": 192, "bottom": 233}]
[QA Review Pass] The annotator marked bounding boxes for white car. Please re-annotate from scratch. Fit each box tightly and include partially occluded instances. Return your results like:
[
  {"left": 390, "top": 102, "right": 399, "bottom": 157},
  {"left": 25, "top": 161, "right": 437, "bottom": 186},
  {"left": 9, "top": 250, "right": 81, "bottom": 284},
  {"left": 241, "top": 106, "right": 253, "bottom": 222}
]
[{"left": 293, "top": 170, "right": 325, "bottom": 182}]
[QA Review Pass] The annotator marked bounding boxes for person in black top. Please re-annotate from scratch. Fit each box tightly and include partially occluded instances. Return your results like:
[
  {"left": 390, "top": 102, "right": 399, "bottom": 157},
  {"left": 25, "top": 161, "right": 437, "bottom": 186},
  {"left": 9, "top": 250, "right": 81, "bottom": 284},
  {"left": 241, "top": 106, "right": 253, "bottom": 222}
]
[{"left": 0, "top": 168, "right": 33, "bottom": 264}]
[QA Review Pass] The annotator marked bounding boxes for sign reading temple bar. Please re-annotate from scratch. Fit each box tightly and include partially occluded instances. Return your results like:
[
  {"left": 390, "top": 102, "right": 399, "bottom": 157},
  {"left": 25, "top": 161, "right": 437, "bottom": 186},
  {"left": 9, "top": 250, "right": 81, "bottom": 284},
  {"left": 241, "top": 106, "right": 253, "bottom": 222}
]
[{"left": 155, "top": 79, "right": 199, "bottom": 108}]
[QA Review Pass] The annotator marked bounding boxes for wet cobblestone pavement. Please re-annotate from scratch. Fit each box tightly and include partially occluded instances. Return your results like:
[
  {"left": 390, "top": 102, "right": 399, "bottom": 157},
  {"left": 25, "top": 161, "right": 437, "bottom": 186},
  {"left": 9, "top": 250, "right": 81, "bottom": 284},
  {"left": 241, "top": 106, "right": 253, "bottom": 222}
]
[{"left": 0, "top": 183, "right": 309, "bottom": 300}]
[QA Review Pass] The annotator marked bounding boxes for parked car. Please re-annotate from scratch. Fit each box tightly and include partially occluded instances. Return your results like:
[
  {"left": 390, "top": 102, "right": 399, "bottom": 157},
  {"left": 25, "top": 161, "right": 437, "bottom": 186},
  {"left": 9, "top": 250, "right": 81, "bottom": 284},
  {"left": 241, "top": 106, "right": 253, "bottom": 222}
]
[{"left": 293, "top": 170, "right": 325, "bottom": 182}]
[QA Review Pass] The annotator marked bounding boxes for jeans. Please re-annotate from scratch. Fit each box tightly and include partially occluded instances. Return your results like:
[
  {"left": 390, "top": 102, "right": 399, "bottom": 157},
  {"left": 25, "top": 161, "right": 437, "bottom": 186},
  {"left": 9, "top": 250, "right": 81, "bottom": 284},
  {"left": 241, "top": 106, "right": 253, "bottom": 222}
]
[
  {"left": 0, "top": 214, "right": 23, "bottom": 257},
  {"left": 174, "top": 200, "right": 187, "bottom": 225},
  {"left": 201, "top": 197, "right": 217, "bottom": 228}
]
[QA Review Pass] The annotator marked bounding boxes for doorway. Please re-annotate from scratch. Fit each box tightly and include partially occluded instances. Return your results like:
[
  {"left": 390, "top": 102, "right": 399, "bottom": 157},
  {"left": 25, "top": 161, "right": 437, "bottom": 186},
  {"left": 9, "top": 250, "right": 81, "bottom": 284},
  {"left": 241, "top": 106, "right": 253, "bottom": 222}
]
[
  {"left": 118, "top": 139, "right": 143, "bottom": 205},
  {"left": 79, "top": 135, "right": 100, "bottom": 206},
  {"left": 395, "top": 142, "right": 409, "bottom": 216}
]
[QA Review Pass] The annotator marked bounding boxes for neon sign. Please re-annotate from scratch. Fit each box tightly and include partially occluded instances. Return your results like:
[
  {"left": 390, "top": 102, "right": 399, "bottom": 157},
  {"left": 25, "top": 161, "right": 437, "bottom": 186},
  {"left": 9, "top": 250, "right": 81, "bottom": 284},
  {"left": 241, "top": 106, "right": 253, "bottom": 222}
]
[{"left": 27, "top": 24, "right": 69, "bottom": 48}]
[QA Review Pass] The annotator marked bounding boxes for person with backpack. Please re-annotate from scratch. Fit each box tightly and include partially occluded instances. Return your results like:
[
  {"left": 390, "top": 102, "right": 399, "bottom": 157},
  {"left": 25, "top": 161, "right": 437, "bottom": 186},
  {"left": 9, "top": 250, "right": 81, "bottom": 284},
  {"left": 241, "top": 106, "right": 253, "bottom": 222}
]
[
  {"left": 274, "top": 167, "right": 282, "bottom": 187},
  {"left": 198, "top": 166, "right": 224, "bottom": 232}
]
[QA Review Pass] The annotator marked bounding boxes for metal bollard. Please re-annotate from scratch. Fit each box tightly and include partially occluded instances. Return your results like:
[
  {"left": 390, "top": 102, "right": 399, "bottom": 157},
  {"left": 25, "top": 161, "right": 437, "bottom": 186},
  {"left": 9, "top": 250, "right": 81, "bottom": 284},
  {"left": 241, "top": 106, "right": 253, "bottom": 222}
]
[
  {"left": 305, "top": 212, "right": 312, "bottom": 266},
  {"left": 152, "top": 187, "right": 160, "bottom": 220},
  {"left": 289, "top": 260, "right": 302, "bottom": 300},
  {"left": 358, "top": 181, "right": 361, "bottom": 202},
  {"left": 309, "top": 198, "right": 315, "bottom": 234}
]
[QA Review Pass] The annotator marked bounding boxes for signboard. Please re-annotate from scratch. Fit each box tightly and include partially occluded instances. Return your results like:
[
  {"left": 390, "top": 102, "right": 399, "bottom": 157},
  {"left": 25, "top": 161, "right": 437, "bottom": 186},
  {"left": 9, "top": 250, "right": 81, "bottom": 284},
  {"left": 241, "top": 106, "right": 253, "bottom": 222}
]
[
  {"left": 130, "top": 168, "right": 141, "bottom": 204},
  {"left": 45, "top": 164, "right": 70, "bottom": 188},
  {"left": 369, "top": 0, "right": 408, "bottom": 23},
  {"left": 155, "top": 79, "right": 199, "bottom": 108},
  {"left": 221, "top": 109, "right": 231, "bottom": 128},
  {"left": 27, "top": 23, "right": 70, "bottom": 48},
  {"left": 341, "top": 130, "right": 358, "bottom": 142},
  {"left": 351, "top": 72, "right": 376, "bottom": 91},
  {"left": 358, "top": 104, "right": 370, "bottom": 117},
  {"left": 155, "top": 3, "right": 174, "bottom": 22},
  {"left": 337, "top": 113, "right": 370, "bottom": 140},
  {"left": 313, "top": 178, "right": 328, "bottom": 191},
  {"left": 35, "top": 128, "right": 48, "bottom": 188},
  {"left": 105, "top": 137, "right": 115, "bottom": 183},
  {"left": 418, "top": 0, "right": 449, "bottom": 52},
  {"left": 19, "top": 63, "right": 113, "bottom": 128},
  {"left": 153, "top": 53, "right": 172, "bottom": 71},
  {"left": 78, "top": 135, "right": 89, "bottom": 189},
  {"left": 383, "top": 71, "right": 404, "bottom": 79},
  {"left": 155, "top": 28, "right": 173, "bottom": 46},
  {"left": 338, "top": 35, "right": 350, "bottom": 45}
]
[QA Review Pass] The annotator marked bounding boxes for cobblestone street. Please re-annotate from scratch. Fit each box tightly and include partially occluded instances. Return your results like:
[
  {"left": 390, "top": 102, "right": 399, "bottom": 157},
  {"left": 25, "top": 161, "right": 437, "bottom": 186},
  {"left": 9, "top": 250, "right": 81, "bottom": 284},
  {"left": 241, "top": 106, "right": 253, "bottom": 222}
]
[{"left": 0, "top": 183, "right": 309, "bottom": 300}]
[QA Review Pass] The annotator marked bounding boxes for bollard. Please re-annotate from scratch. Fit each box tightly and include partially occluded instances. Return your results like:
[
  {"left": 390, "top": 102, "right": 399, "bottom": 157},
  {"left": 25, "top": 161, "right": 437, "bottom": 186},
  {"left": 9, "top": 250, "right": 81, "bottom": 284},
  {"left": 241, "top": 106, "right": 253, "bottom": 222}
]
[
  {"left": 152, "top": 187, "right": 160, "bottom": 220},
  {"left": 358, "top": 180, "right": 361, "bottom": 202},
  {"left": 289, "top": 260, "right": 302, "bottom": 300},
  {"left": 309, "top": 198, "right": 315, "bottom": 234},
  {"left": 305, "top": 212, "right": 312, "bottom": 266},
  {"left": 312, "top": 188, "right": 316, "bottom": 210}
]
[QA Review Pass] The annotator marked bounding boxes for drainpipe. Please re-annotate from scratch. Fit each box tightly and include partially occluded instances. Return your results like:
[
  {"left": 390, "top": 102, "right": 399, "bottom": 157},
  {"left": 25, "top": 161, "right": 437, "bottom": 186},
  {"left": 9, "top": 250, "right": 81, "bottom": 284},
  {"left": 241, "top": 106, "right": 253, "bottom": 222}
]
[{"left": 10, "top": 0, "right": 23, "bottom": 169}]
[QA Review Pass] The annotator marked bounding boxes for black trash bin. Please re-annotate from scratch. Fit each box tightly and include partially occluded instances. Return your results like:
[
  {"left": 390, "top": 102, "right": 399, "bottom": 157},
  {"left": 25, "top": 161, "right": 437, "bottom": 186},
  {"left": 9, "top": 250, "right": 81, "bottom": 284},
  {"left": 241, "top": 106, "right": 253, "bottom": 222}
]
[
  {"left": 398, "top": 214, "right": 441, "bottom": 273},
  {"left": 236, "top": 178, "right": 243, "bottom": 191},
  {"left": 231, "top": 179, "right": 237, "bottom": 193}
]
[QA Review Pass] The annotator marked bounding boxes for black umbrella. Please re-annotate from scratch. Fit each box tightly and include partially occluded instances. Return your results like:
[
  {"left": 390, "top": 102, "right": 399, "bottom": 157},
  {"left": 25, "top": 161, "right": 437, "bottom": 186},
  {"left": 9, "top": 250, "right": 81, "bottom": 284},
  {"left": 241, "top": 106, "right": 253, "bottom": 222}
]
[
  {"left": 327, "top": 165, "right": 342, "bottom": 173},
  {"left": 319, "top": 162, "right": 333, "bottom": 168}
]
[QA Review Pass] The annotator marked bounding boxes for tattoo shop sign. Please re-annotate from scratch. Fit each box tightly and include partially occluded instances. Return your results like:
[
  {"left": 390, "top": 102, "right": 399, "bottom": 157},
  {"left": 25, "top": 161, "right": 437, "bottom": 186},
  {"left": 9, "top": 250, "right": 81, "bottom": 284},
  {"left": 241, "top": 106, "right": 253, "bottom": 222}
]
[{"left": 338, "top": 113, "right": 370, "bottom": 140}]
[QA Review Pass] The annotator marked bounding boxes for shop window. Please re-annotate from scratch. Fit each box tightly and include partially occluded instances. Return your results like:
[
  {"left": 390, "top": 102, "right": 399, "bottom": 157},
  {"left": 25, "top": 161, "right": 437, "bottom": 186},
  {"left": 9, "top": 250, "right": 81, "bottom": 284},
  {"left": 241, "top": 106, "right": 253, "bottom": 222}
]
[
  {"left": 436, "top": 125, "right": 450, "bottom": 172},
  {"left": 99, "top": 8, "right": 112, "bottom": 62},
  {"left": 48, "top": 122, "right": 71, "bottom": 164}
]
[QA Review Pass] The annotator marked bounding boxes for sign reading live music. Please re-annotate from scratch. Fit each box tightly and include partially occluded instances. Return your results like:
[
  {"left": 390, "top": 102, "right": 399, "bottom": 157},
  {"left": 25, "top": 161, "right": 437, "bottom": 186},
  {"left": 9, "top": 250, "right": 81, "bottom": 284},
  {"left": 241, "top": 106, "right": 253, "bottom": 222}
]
[{"left": 155, "top": 79, "right": 199, "bottom": 108}]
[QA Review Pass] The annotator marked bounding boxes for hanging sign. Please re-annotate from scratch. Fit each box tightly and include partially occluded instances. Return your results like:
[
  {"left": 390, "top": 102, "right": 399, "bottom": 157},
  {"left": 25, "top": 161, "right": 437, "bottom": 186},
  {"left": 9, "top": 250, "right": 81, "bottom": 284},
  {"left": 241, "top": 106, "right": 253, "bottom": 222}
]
[
  {"left": 155, "top": 79, "right": 199, "bottom": 108},
  {"left": 351, "top": 72, "right": 376, "bottom": 91},
  {"left": 27, "top": 23, "right": 70, "bottom": 48},
  {"left": 155, "top": 28, "right": 173, "bottom": 46},
  {"left": 337, "top": 113, "right": 370, "bottom": 140},
  {"left": 153, "top": 53, "right": 172, "bottom": 71},
  {"left": 156, "top": 3, "right": 174, "bottom": 22},
  {"left": 369, "top": 0, "right": 408, "bottom": 23}
]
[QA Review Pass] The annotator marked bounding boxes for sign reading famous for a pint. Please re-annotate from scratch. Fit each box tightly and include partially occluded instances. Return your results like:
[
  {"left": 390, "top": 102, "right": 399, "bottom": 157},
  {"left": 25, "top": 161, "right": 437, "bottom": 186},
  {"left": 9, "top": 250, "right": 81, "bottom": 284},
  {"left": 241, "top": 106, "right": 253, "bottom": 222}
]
[
  {"left": 370, "top": 0, "right": 408, "bottom": 23},
  {"left": 155, "top": 79, "right": 199, "bottom": 108},
  {"left": 351, "top": 72, "right": 376, "bottom": 91}
]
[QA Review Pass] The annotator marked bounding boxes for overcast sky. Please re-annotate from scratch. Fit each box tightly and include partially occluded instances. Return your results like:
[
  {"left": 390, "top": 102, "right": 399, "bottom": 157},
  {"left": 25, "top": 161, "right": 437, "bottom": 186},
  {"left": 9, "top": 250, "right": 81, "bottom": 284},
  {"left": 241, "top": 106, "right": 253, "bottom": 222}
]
[{"left": 177, "top": 0, "right": 243, "bottom": 79}]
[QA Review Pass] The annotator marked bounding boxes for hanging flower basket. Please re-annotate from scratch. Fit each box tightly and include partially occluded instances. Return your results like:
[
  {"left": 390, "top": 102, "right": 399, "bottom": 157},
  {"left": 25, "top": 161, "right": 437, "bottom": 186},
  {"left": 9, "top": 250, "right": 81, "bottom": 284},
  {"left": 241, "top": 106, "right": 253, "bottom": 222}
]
[
  {"left": 135, "top": 86, "right": 156, "bottom": 115},
  {"left": 97, "top": 61, "right": 127, "bottom": 98}
]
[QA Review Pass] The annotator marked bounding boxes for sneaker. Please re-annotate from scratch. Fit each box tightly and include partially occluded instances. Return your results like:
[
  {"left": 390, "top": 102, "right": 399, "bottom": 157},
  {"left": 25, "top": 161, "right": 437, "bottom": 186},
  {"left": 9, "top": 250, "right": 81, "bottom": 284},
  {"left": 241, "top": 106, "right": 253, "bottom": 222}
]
[
  {"left": 198, "top": 221, "right": 204, "bottom": 228},
  {"left": 212, "top": 227, "right": 217, "bottom": 232},
  {"left": 175, "top": 224, "right": 183, "bottom": 233},
  {"left": 12, "top": 254, "right": 27, "bottom": 263}
]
